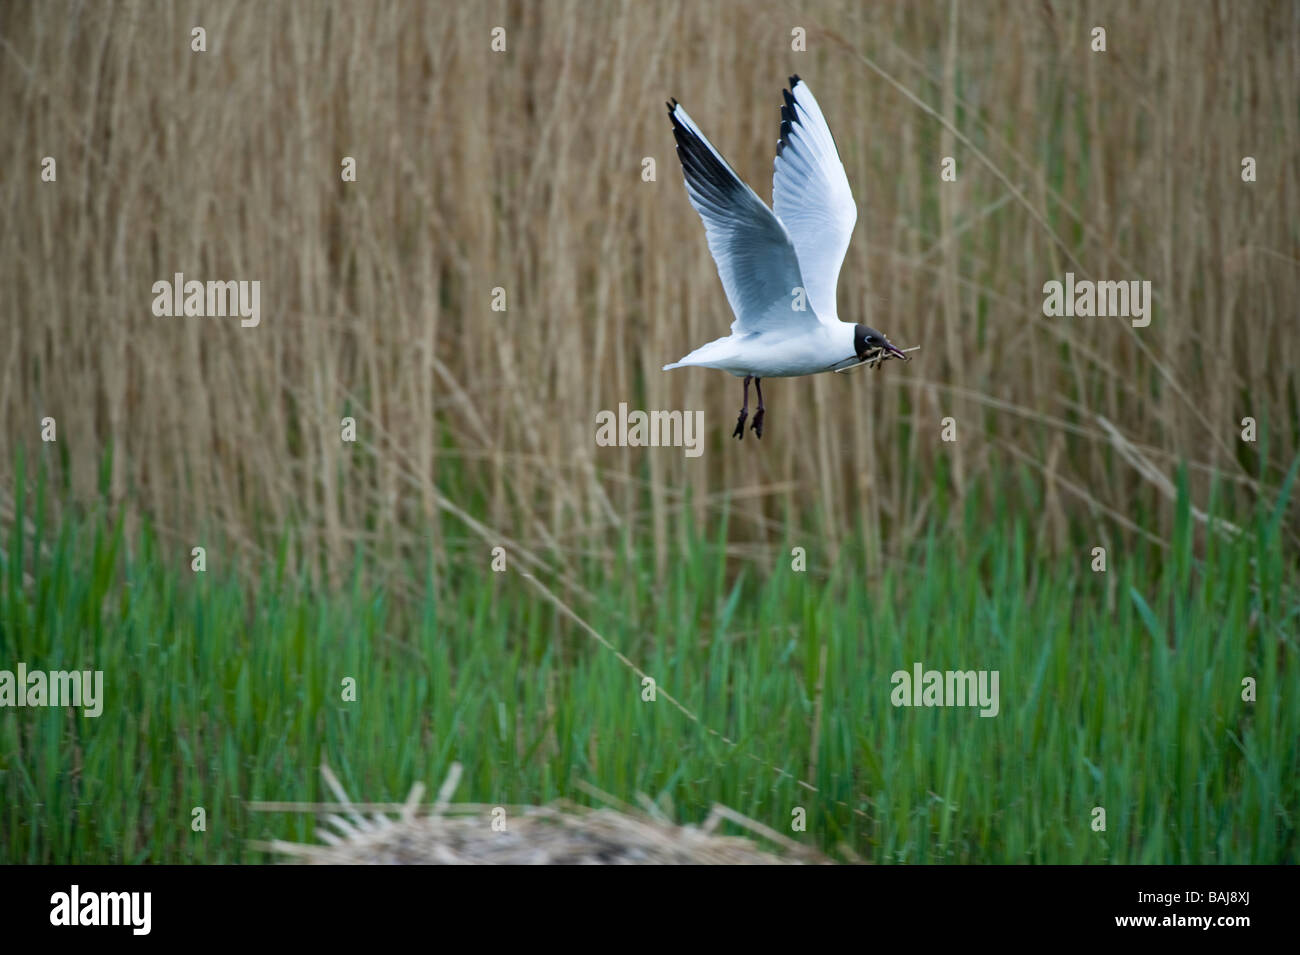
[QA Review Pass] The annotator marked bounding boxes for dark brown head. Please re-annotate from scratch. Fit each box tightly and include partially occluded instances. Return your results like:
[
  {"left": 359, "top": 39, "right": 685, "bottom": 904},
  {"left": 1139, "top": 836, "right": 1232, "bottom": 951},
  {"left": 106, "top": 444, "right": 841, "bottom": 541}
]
[{"left": 853, "top": 324, "right": 908, "bottom": 362}]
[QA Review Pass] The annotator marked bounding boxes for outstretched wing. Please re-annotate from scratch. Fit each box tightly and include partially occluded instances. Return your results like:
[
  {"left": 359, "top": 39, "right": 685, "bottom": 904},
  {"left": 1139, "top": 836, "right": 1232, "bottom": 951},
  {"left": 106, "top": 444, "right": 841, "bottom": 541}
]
[
  {"left": 668, "top": 99, "right": 815, "bottom": 335},
  {"left": 772, "top": 76, "right": 857, "bottom": 324}
]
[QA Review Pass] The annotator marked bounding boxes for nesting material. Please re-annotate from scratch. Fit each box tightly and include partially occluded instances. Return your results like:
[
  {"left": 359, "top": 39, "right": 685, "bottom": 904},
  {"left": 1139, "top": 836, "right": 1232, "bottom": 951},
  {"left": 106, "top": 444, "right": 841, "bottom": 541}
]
[
  {"left": 248, "top": 764, "right": 827, "bottom": 865},
  {"left": 833, "top": 343, "right": 920, "bottom": 373}
]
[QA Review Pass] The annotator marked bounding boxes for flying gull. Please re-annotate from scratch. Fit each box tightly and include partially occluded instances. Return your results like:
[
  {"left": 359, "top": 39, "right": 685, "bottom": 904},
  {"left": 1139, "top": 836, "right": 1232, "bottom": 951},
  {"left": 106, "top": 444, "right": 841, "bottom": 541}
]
[{"left": 663, "top": 76, "right": 911, "bottom": 439}]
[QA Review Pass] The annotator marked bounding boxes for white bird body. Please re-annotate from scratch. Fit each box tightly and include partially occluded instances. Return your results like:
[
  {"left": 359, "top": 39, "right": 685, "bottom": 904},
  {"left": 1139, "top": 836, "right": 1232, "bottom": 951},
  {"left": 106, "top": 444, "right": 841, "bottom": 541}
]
[
  {"left": 663, "top": 321, "right": 856, "bottom": 378},
  {"left": 662, "top": 76, "right": 907, "bottom": 438}
]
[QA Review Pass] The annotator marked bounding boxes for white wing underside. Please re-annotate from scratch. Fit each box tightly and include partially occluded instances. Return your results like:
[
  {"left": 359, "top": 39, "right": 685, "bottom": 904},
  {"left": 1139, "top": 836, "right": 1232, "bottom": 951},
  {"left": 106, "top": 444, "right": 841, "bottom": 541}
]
[
  {"left": 667, "top": 78, "right": 856, "bottom": 337},
  {"left": 772, "top": 77, "right": 858, "bottom": 324}
]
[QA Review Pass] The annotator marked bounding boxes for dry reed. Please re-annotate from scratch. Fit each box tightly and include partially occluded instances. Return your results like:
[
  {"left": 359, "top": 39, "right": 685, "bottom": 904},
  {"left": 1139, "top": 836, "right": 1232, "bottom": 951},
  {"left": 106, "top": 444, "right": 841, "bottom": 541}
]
[
  {"left": 1, "top": 0, "right": 1296, "bottom": 583},
  {"left": 249, "top": 764, "right": 826, "bottom": 864}
]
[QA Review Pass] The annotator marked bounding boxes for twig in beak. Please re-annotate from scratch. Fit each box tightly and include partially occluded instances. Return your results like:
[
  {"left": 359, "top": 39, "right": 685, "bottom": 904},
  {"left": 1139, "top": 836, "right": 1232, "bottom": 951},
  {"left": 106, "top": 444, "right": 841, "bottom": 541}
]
[{"left": 832, "top": 344, "right": 920, "bottom": 374}]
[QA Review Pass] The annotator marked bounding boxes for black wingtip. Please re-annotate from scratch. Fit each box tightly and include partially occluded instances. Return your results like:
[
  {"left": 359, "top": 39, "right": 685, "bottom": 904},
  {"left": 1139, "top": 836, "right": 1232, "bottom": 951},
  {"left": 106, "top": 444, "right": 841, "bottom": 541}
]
[
  {"left": 666, "top": 98, "right": 679, "bottom": 114},
  {"left": 777, "top": 87, "right": 799, "bottom": 156},
  {"left": 789, "top": 74, "right": 802, "bottom": 88},
  {"left": 666, "top": 103, "right": 743, "bottom": 202}
]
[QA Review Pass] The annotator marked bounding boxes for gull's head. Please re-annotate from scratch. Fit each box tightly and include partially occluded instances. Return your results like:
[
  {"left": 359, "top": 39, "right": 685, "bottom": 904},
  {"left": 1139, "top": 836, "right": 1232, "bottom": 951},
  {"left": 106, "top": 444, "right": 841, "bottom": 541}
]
[{"left": 853, "top": 324, "right": 908, "bottom": 362}]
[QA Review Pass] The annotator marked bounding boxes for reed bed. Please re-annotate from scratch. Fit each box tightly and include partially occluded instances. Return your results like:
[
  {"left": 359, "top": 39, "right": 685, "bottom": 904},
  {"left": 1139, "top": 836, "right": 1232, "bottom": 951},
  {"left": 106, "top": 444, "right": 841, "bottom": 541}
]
[{"left": 1, "top": 0, "right": 1295, "bottom": 584}]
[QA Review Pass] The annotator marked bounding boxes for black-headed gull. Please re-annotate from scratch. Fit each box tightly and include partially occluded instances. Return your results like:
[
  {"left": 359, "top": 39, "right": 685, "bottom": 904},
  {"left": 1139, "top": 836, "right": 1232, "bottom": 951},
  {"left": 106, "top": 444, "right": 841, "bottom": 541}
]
[{"left": 663, "top": 76, "right": 909, "bottom": 439}]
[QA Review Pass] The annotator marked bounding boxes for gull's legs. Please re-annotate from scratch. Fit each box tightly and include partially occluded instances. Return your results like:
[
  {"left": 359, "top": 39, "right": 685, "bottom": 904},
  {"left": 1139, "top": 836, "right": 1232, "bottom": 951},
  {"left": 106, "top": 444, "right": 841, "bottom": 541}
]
[
  {"left": 732, "top": 375, "right": 751, "bottom": 439},
  {"left": 750, "top": 378, "right": 765, "bottom": 438}
]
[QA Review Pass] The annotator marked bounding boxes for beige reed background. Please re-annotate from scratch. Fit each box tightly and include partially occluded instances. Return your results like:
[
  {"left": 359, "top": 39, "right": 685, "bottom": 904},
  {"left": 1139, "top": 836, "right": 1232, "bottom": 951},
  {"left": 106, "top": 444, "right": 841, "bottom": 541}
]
[{"left": 1, "top": 0, "right": 1296, "bottom": 582}]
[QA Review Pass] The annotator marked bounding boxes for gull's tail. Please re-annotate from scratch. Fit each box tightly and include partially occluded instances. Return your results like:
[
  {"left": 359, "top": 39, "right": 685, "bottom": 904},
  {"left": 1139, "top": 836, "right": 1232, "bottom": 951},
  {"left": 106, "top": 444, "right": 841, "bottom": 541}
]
[{"left": 662, "top": 335, "right": 734, "bottom": 372}]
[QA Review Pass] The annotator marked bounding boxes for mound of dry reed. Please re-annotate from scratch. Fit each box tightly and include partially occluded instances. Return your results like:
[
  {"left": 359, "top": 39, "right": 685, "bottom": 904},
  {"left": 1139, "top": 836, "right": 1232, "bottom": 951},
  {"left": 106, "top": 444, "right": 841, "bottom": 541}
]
[{"left": 249, "top": 765, "right": 826, "bottom": 865}]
